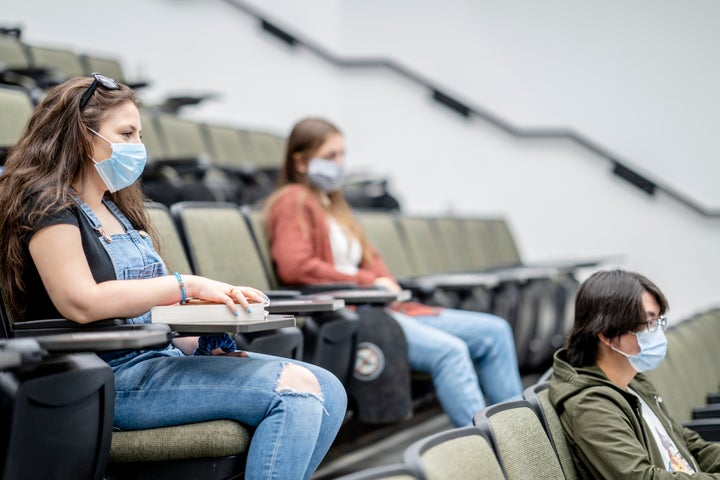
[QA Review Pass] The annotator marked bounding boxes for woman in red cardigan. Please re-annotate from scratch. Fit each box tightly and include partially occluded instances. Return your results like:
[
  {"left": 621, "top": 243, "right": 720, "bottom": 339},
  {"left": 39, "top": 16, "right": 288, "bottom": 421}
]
[{"left": 265, "top": 117, "right": 523, "bottom": 427}]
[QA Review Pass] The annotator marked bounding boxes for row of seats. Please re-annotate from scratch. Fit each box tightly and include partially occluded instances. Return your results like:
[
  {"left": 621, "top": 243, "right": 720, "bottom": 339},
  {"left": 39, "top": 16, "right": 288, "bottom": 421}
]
[
  {"left": 148, "top": 200, "right": 592, "bottom": 377},
  {"left": 336, "top": 308, "right": 720, "bottom": 479},
  {"left": 355, "top": 210, "right": 591, "bottom": 372},
  {"left": 0, "top": 29, "right": 401, "bottom": 211},
  {"left": 0, "top": 27, "right": 140, "bottom": 97},
  {"left": 0, "top": 79, "right": 288, "bottom": 205},
  {"left": 138, "top": 105, "right": 287, "bottom": 206},
  {"left": 335, "top": 381, "right": 572, "bottom": 480}
]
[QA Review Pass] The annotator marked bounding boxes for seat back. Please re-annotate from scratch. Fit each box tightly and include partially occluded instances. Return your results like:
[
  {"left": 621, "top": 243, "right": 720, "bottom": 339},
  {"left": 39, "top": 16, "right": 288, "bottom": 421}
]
[
  {"left": 203, "top": 123, "right": 257, "bottom": 172},
  {"left": 655, "top": 324, "right": 694, "bottom": 423},
  {"left": 0, "top": 85, "right": 34, "bottom": 159},
  {"left": 523, "top": 382, "right": 578, "bottom": 480},
  {"left": 154, "top": 113, "right": 211, "bottom": 166},
  {"left": 202, "top": 123, "right": 274, "bottom": 204},
  {"left": 403, "top": 425, "right": 505, "bottom": 480},
  {"left": 454, "top": 217, "right": 498, "bottom": 271},
  {"left": 430, "top": 216, "right": 476, "bottom": 273},
  {"left": 138, "top": 107, "right": 168, "bottom": 163},
  {"left": 395, "top": 216, "right": 447, "bottom": 276},
  {"left": 241, "top": 206, "right": 280, "bottom": 289},
  {"left": 247, "top": 130, "right": 285, "bottom": 171},
  {"left": 688, "top": 310, "right": 720, "bottom": 386},
  {"left": 0, "top": 33, "right": 30, "bottom": 71},
  {"left": 145, "top": 202, "right": 193, "bottom": 274},
  {"left": 474, "top": 399, "right": 565, "bottom": 480},
  {"left": 669, "top": 322, "right": 714, "bottom": 410},
  {"left": 80, "top": 54, "right": 126, "bottom": 83},
  {"left": 170, "top": 202, "right": 271, "bottom": 290},
  {"left": 354, "top": 210, "right": 416, "bottom": 280},
  {"left": 478, "top": 218, "right": 523, "bottom": 269},
  {"left": 28, "top": 44, "right": 85, "bottom": 79}
]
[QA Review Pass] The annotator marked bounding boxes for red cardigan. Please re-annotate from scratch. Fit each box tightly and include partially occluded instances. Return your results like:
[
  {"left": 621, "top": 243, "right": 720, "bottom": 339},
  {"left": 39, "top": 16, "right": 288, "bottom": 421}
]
[
  {"left": 267, "top": 184, "right": 441, "bottom": 317},
  {"left": 267, "top": 184, "right": 391, "bottom": 286}
]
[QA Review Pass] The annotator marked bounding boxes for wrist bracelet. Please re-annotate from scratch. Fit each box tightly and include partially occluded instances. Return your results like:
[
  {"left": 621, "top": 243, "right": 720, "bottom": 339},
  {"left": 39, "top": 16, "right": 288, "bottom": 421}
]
[{"left": 173, "top": 272, "right": 187, "bottom": 304}]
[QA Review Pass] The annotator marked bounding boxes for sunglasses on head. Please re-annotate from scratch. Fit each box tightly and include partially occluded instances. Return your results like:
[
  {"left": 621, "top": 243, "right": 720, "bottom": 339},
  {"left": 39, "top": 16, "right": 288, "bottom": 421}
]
[{"left": 79, "top": 72, "right": 120, "bottom": 110}]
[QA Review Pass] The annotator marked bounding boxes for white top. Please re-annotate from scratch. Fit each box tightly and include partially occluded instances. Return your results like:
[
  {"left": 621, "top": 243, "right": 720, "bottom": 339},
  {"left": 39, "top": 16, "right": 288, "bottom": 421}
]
[
  {"left": 328, "top": 217, "right": 362, "bottom": 275},
  {"left": 628, "top": 388, "right": 696, "bottom": 474}
]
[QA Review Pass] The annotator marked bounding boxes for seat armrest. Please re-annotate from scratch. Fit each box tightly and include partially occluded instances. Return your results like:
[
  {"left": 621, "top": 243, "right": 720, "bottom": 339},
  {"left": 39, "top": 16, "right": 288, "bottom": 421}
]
[
  {"left": 684, "top": 418, "right": 720, "bottom": 441},
  {"left": 265, "top": 289, "right": 303, "bottom": 299},
  {"left": 294, "top": 283, "right": 363, "bottom": 294},
  {"left": 301, "top": 288, "right": 410, "bottom": 305},
  {"left": 707, "top": 391, "right": 720, "bottom": 404},
  {"left": 11, "top": 317, "right": 136, "bottom": 337},
  {"left": 0, "top": 338, "right": 44, "bottom": 366},
  {"left": 3, "top": 324, "right": 173, "bottom": 354},
  {"left": 692, "top": 403, "right": 720, "bottom": 420},
  {"left": 523, "top": 255, "right": 622, "bottom": 273},
  {"left": 33, "top": 326, "right": 172, "bottom": 352},
  {"left": 0, "top": 349, "right": 23, "bottom": 370},
  {"left": 266, "top": 298, "right": 345, "bottom": 314},
  {"left": 13, "top": 317, "right": 127, "bottom": 331}
]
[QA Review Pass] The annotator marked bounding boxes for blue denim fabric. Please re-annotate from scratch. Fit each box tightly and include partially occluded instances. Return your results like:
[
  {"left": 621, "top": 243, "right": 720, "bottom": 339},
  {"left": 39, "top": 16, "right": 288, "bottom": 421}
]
[
  {"left": 77, "top": 198, "right": 346, "bottom": 479},
  {"left": 77, "top": 198, "right": 165, "bottom": 324},
  {"left": 391, "top": 308, "right": 523, "bottom": 427},
  {"left": 109, "top": 351, "right": 346, "bottom": 479}
]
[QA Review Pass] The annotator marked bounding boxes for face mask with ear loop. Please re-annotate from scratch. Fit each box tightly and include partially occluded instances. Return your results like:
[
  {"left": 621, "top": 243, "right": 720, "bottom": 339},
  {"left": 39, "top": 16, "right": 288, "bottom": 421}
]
[
  {"left": 610, "top": 327, "right": 668, "bottom": 372},
  {"left": 306, "top": 158, "right": 345, "bottom": 192},
  {"left": 89, "top": 128, "right": 147, "bottom": 193}
]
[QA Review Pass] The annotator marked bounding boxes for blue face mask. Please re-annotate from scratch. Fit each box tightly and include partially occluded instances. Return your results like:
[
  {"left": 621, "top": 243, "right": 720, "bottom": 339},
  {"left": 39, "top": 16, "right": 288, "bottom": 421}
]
[
  {"left": 90, "top": 129, "right": 147, "bottom": 193},
  {"left": 611, "top": 327, "right": 668, "bottom": 372},
  {"left": 307, "top": 158, "right": 345, "bottom": 192}
]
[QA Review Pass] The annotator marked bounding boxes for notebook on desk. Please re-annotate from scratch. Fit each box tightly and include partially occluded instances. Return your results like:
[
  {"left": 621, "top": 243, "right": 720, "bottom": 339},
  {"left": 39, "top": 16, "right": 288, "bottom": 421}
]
[{"left": 151, "top": 301, "right": 296, "bottom": 333}]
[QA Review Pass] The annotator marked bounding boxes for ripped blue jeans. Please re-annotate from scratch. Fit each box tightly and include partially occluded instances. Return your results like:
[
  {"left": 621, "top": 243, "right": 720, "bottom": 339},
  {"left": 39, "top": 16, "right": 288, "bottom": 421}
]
[{"left": 109, "top": 347, "right": 346, "bottom": 480}]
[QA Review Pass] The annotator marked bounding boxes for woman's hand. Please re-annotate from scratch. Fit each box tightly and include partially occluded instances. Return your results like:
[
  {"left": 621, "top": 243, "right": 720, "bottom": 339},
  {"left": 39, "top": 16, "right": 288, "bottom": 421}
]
[
  {"left": 184, "top": 275, "right": 269, "bottom": 316},
  {"left": 373, "top": 276, "right": 402, "bottom": 293}
]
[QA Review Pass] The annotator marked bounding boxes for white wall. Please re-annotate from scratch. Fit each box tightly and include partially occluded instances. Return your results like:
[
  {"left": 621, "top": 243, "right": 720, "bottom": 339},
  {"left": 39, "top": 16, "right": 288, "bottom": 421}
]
[{"left": 3, "top": 0, "right": 720, "bottom": 320}]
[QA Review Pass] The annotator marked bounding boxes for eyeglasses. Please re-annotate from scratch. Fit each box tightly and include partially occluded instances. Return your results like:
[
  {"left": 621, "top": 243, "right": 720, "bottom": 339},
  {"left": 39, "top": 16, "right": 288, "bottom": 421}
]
[
  {"left": 79, "top": 72, "right": 120, "bottom": 110},
  {"left": 646, "top": 315, "right": 668, "bottom": 333}
]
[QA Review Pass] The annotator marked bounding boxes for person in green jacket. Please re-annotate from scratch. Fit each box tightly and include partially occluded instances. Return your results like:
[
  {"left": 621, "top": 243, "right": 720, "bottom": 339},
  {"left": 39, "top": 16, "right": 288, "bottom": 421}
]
[{"left": 549, "top": 269, "right": 720, "bottom": 479}]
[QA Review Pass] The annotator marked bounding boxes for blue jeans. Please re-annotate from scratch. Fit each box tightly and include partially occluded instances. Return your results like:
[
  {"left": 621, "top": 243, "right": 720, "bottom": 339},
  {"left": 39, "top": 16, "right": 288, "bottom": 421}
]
[
  {"left": 392, "top": 308, "right": 523, "bottom": 426},
  {"left": 109, "top": 348, "right": 346, "bottom": 480}
]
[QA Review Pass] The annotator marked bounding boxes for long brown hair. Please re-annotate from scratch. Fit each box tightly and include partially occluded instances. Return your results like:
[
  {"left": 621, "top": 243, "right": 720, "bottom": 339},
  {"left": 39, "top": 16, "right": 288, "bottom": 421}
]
[
  {"left": 265, "top": 117, "right": 374, "bottom": 264},
  {"left": 0, "top": 75, "right": 154, "bottom": 320}
]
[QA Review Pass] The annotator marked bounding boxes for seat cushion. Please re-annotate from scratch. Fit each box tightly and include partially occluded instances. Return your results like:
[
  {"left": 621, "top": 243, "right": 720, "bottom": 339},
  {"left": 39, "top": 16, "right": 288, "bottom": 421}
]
[{"left": 110, "top": 420, "right": 251, "bottom": 462}]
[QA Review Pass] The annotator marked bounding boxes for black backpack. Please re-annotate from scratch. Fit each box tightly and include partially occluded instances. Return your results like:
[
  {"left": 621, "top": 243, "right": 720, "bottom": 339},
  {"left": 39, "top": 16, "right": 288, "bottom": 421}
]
[{"left": 348, "top": 305, "right": 412, "bottom": 424}]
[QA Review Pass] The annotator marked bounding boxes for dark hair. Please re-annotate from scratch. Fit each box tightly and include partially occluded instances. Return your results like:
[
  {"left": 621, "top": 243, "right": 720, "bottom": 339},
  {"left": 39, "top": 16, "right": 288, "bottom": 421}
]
[
  {"left": 565, "top": 269, "right": 668, "bottom": 367},
  {"left": 0, "top": 75, "right": 153, "bottom": 320}
]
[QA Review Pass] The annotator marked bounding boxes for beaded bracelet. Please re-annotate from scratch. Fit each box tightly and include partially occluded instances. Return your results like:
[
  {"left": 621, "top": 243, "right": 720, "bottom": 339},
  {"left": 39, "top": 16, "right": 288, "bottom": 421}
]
[{"left": 173, "top": 272, "right": 187, "bottom": 305}]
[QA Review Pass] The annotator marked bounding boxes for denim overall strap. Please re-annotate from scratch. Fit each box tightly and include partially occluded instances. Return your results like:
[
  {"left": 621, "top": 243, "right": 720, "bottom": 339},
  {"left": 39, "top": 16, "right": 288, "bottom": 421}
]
[{"left": 75, "top": 197, "right": 168, "bottom": 324}]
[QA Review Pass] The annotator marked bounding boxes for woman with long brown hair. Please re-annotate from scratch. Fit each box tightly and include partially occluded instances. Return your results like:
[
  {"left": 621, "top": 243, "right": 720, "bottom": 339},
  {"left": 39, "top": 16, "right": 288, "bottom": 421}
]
[
  {"left": 265, "top": 117, "right": 523, "bottom": 427},
  {"left": 0, "top": 76, "right": 346, "bottom": 479}
]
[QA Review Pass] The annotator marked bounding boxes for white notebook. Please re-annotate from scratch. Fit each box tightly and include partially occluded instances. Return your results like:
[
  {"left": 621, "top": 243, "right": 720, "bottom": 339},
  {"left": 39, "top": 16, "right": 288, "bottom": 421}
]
[{"left": 151, "top": 300, "right": 268, "bottom": 325}]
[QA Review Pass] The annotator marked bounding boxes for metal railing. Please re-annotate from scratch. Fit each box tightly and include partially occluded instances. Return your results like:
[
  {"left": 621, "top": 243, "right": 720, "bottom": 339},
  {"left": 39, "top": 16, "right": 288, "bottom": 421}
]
[{"left": 225, "top": 0, "right": 720, "bottom": 218}]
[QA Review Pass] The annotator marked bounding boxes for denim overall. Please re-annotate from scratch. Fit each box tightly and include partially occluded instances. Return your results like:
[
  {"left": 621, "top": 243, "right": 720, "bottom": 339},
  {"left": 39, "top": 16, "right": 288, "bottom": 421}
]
[
  {"left": 76, "top": 198, "right": 165, "bottom": 325},
  {"left": 75, "top": 197, "right": 346, "bottom": 479},
  {"left": 76, "top": 198, "right": 183, "bottom": 367}
]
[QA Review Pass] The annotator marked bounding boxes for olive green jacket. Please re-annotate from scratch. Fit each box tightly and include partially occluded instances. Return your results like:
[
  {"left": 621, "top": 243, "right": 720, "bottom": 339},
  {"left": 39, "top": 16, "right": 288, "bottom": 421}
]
[{"left": 549, "top": 348, "right": 720, "bottom": 479}]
